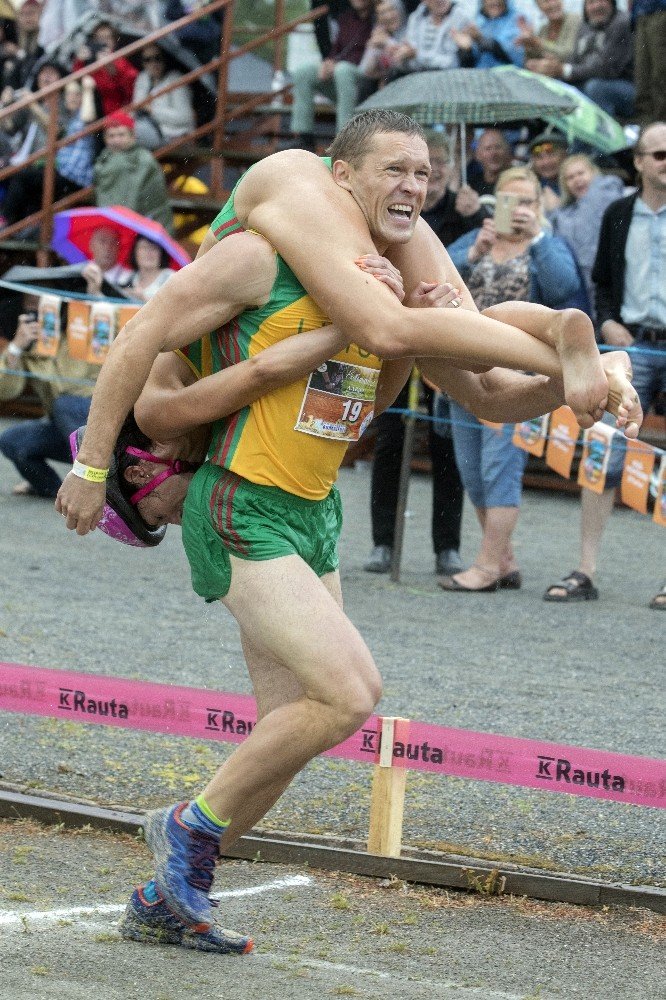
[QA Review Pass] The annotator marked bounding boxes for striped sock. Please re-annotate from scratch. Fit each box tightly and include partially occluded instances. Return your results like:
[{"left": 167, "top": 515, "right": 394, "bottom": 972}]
[{"left": 180, "top": 794, "right": 231, "bottom": 839}]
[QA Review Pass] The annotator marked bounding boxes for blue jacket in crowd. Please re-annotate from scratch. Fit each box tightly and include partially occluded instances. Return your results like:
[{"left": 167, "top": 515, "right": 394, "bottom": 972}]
[
  {"left": 471, "top": 0, "right": 525, "bottom": 68},
  {"left": 447, "top": 228, "right": 583, "bottom": 308}
]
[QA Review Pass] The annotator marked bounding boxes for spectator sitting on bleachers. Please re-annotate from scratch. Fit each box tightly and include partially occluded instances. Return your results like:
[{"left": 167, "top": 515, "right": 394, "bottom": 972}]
[
  {"left": 164, "top": 0, "right": 221, "bottom": 67},
  {"left": 0, "top": 301, "right": 99, "bottom": 498},
  {"left": 94, "top": 111, "right": 174, "bottom": 232},
  {"left": 2, "top": 73, "right": 97, "bottom": 227},
  {"left": 466, "top": 127, "right": 514, "bottom": 196},
  {"left": 9, "top": 0, "right": 43, "bottom": 90},
  {"left": 0, "top": 16, "right": 19, "bottom": 91},
  {"left": 38, "top": 0, "right": 90, "bottom": 52},
  {"left": 118, "top": 235, "right": 174, "bottom": 301},
  {"left": 357, "top": 0, "right": 406, "bottom": 102},
  {"left": 451, "top": 0, "right": 527, "bottom": 69},
  {"left": 132, "top": 42, "right": 195, "bottom": 151},
  {"left": 528, "top": 129, "right": 569, "bottom": 213},
  {"left": 97, "top": 1, "right": 166, "bottom": 35},
  {"left": 515, "top": 0, "right": 581, "bottom": 63},
  {"left": 289, "top": 0, "right": 373, "bottom": 149},
  {"left": 525, "top": 0, "right": 634, "bottom": 120},
  {"left": 82, "top": 225, "right": 134, "bottom": 292},
  {"left": 551, "top": 153, "right": 623, "bottom": 320},
  {"left": 383, "top": 0, "right": 470, "bottom": 78},
  {"left": 72, "top": 20, "right": 138, "bottom": 118}
]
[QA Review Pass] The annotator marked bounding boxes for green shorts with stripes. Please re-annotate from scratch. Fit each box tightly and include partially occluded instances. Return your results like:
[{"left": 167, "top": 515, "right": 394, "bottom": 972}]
[{"left": 181, "top": 462, "right": 343, "bottom": 602}]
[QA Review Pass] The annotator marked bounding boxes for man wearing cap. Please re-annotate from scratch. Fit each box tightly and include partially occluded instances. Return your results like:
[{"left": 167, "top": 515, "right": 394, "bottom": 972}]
[
  {"left": 94, "top": 110, "right": 173, "bottom": 232},
  {"left": 529, "top": 130, "right": 569, "bottom": 213},
  {"left": 526, "top": 0, "right": 634, "bottom": 120}
]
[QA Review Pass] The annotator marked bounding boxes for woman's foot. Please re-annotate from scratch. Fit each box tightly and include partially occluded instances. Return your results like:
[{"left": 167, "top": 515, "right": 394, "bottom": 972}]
[
  {"left": 601, "top": 350, "right": 643, "bottom": 438},
  {"left": 550, "top": 309, "right": 608, "bottom": 430},
  {"left": 438, "top": 563, "right": 501, "bottom": 592}
]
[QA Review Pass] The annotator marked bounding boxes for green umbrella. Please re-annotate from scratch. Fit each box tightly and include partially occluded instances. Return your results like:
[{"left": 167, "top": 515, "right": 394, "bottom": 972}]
[
  {"left": 501, "top": 68, "right": 628, "bottom": 153},
  {"left": 356, "top": 67, "right": 577, "bottom": 125}
]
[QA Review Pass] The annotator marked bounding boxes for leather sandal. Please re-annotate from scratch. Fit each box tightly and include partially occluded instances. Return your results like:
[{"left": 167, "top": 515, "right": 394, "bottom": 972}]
[
  {"left": 543, "top": 571, "right": 598, "bottom": 602},
  {"left": 648, "top": 582, "right": 666, "bottom": 611},
  {"left": 438, "top": 563, "right": 500, "bottom": 593}
]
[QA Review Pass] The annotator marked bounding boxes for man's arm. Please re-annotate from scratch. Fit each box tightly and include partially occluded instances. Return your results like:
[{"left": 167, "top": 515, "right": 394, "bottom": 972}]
[
  {"left": 135, "top": 324, "right": 350, "bottom": 439},
  {"left": 56, "top": 232, "right": 277, "bottom": 532}
]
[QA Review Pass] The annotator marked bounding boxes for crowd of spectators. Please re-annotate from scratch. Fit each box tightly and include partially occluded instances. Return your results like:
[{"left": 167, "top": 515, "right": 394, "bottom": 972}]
[
  {"left": 0, "top": 0, "right": 212, "bottom": 230},
  {"left": 0, "top": 0, "right": 662, "bottom": 606}
]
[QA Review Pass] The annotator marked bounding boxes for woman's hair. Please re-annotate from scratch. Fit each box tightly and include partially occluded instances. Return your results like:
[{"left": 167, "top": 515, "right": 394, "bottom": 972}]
[
  {"left": 558, "top": 154, "right": 599, "bottom": 206},
  {"left": 130, "top": 235, "right": 171, "bottom": 272},
  {"left": 115, "top": 410, "right": 152, "bottom": 508},
  {"left": 495, "top": 166, "right": 548, "bottom": 230}
]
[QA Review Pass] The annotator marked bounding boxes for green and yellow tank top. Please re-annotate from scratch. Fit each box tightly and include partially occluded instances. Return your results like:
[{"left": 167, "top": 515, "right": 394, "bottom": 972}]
[{"left": 189, "top": 177, "right": 382, "bottom": 501}]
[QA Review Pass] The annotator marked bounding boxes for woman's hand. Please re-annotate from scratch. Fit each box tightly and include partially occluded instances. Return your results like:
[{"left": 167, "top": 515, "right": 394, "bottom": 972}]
[
  {"left": 469, "top": 218, "right": 496, "bottom": 261},
  {"left": 405, "top": 281, "right": 463, "bottom": 309},
  {"left": 510, "top": 204, "right": 541, "bottom": 239},
  {"left": 355, "top": 254, "right": 405, "bottom": 301}
]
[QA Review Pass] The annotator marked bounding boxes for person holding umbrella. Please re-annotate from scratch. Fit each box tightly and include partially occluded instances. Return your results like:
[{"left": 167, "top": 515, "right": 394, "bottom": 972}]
[{"left": 119, "top": 235, "right": 175, "bottom": 301}]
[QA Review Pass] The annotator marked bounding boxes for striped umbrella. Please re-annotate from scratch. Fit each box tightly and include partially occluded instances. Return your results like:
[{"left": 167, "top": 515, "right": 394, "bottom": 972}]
[{"left": 51, "top": 206, "right": 191, "bottom": 271}]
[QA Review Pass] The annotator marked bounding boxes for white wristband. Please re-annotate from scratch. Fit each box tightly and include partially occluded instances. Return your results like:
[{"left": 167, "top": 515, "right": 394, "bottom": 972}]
[{"left": 7, "top": 342, "right": 23, "bottom": 357}]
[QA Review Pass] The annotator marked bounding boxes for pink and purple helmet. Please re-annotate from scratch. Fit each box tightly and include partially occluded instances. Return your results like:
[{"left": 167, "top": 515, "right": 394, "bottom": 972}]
[{"left": 70, "top": 425, "right": 167, "bottom": 547}]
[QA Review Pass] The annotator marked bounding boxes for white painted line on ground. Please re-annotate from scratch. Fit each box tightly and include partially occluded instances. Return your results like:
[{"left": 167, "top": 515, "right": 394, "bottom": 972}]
[
  {"left": 258, "top": 953, "right": 547, "bottom": 1000},
  {"left": 0, "top": 874, "right": 312, "bottom": 929}
]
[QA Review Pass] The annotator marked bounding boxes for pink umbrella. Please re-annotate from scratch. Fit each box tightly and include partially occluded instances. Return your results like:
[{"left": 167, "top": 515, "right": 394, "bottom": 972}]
[{"left": 51, "top": 205, "right": 191, "bottom": 270}]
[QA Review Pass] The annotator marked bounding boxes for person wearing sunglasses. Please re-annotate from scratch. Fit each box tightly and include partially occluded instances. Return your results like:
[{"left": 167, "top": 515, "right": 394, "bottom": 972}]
[
  {"left": 544, "top": 122, "right": 666, "bottom": 608},
  {"left": 133, "top": 43, "right": 195, "bottom": 151}
]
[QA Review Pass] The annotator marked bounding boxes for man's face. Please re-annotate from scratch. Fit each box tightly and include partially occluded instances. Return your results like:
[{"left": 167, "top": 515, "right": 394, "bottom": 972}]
[
  {"left": 584, "top": 0, "right": 613, "bottom": 27},
  {"left": 482, "top": 0, "right": 507, "bottom": 17},
  {"left": 378, "top": 3, "right": 402, "bottom": 32},
  {"left": 537, "top": 0, "right": 564, "bottom": 19},
  {"left": 531, "top": 142, "right": 566, "bottom": 180},
  {"left": 634, "top": 124, "right": 666, "bottom": 196},
  {"left": 90, "top": 228, "right": 120, "bottom": 271},
  {"left": 333, "top": 132, "right": 430, "bottom": 248},
  {"left": 423, "top": 147, "right": 450, "bottom": 211},
  {"left": 475, "top": 131, "right": 511, "bottom": 176},
  {"left": 424, "top": 0, "right": 452, "bottom": 19},
  {"left": 104, "top": 126, "right": 135, "bottom": 151},
  {"left": 348, "top": 0, "right": 373, "bottom": 13}
]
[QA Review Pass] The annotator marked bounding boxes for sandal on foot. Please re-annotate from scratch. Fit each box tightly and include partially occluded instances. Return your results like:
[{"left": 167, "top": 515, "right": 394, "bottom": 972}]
[
  {"left": 648, "top": 583, "right": 666, "bottom": 610},
  {"left": 499, "top": 570, "right": 522, "bottom": 590},
  {"left": 543, "top": 571, "right": 598, "bottom": 602},
  {"left": 12, "top": 481, "right": 38, "bottom": 496},
  {"left": 438, "top": 563, "right": 500, "bottom": 593}
]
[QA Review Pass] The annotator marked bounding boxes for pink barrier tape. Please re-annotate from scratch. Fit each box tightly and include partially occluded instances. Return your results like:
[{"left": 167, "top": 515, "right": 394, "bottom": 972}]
[{"left": 2, "top": 663, "right": 664, "bottom": 808}]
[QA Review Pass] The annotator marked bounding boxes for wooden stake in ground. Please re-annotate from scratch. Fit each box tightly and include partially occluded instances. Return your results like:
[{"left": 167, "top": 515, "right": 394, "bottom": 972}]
[{"left": 367, "top": 716, "right": 409, "bottom": 858}]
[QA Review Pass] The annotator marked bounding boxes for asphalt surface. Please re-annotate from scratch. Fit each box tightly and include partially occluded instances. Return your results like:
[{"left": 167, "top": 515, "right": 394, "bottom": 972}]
[
  {"left": 0, "top": 421, "right": 664, "bottom": 996},
  {"left": 0, "top": 820, "right": 664, "bottom": 1000}
]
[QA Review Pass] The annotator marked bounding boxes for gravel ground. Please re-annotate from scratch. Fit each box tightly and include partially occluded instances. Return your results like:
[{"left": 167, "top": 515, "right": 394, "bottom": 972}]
[
  {"left": 0, "top": 820, "right": 664, "bottom": 1000},
  {"left": 0, "top": 424, "right": 663, "bottom": 886}
]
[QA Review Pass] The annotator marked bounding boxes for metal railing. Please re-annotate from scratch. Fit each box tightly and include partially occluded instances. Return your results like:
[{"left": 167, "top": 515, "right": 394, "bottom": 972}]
[{"left": 0, "top": 0, "right": 327, "bottom": 262}]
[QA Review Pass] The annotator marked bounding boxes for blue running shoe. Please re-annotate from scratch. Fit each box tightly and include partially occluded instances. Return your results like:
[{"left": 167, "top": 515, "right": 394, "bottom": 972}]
[
  {"left": 143, "top": 802, "right": 220, "bottom": 930},
  {"left": 118, "top": 883, "right": 254, "bottom": 955}
]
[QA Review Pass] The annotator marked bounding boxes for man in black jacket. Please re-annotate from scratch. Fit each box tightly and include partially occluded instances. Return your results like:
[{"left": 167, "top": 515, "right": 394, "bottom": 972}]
[{"left": 544, "top": 122, "right": 666, "bottom": 609}]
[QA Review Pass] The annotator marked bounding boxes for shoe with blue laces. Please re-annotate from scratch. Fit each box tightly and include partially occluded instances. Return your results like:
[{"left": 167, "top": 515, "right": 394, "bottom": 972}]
[
  {"left": 118, "top": 882, "right": 253, "bottom": 954},
  {"left": 142, "top": 802, "right": 220, "bottom": 930}
]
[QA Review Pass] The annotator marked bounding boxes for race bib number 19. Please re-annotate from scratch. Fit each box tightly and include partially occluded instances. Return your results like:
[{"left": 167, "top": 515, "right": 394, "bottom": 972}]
[{"left": 294, "top": 359, "right": 379, "bottom": 442}]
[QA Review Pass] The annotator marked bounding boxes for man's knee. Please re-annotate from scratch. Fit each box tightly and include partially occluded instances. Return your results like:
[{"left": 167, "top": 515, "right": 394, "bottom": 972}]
[{"left": 329, "top": 664, "right": 383, "bottom": 741}]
